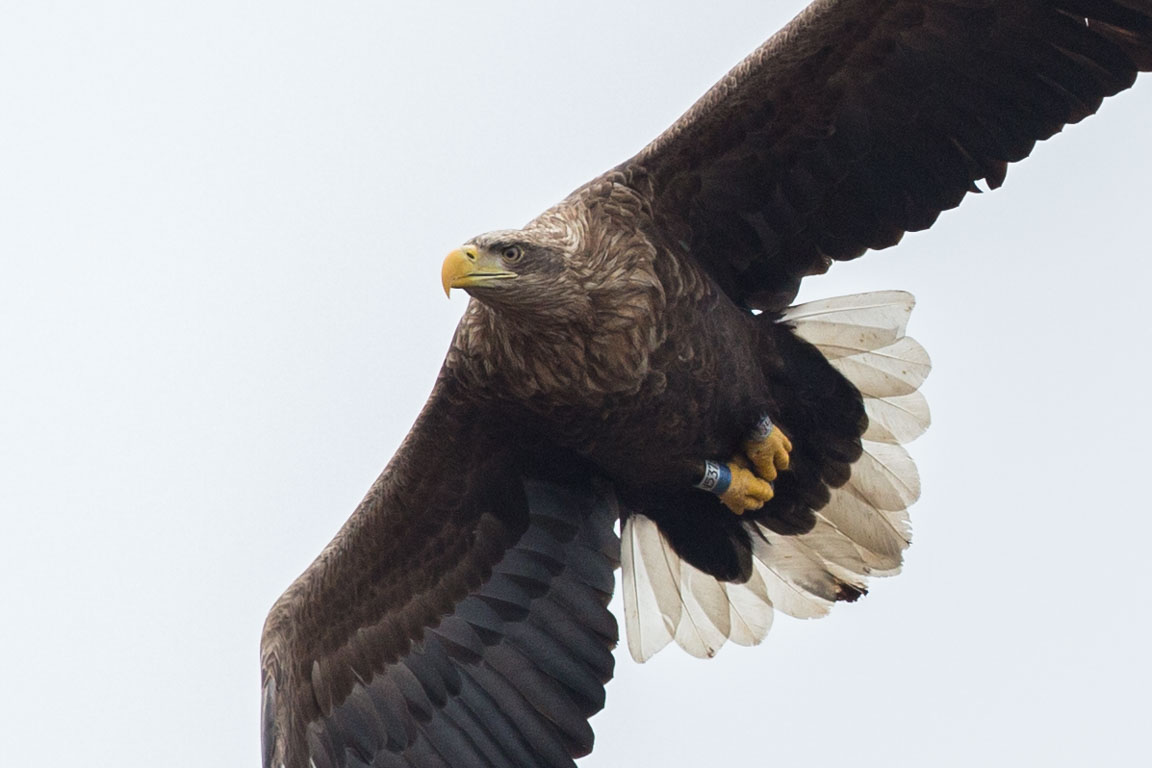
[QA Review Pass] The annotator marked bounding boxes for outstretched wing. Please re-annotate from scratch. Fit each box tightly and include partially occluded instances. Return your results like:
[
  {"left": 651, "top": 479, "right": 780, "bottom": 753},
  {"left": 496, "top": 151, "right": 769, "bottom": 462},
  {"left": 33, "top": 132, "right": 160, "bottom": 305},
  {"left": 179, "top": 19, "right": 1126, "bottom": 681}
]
[
  {"left": 260, "top": 372, "right": 619, "bottom": 768},
  {"left": 624, "top": 0, "right": 1152, "bottom": 309}
]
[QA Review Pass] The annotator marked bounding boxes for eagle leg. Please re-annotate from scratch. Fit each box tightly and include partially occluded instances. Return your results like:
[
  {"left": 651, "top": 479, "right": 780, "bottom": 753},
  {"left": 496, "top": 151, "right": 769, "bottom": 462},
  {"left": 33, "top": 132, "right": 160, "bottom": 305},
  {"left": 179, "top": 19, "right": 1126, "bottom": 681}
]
[
  {"left": 693, "top": 417, "right": 792, "bottom": 515},
  {"left": 741, "top": 416, "right": 792, "bottom": 483},
  {"left": 718, "top": 457, "right": 775, "bottom": 515},
  {"left": 694, "top": 454, "right": 776, "bottom": 515}
]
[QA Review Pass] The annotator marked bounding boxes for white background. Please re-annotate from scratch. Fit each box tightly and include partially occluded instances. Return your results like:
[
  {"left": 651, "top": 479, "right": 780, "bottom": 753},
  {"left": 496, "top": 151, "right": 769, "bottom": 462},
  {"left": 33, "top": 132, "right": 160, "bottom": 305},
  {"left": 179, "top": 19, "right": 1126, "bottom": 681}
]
[{"left": 3, "top": 2, "right": 1150, "bottom": 765}]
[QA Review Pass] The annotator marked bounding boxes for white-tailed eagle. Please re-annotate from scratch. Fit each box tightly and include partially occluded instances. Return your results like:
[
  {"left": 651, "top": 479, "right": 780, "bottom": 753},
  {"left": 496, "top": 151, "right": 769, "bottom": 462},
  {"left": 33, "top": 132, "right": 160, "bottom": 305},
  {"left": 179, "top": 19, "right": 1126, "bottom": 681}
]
[{"left": 261, "top": 2, "right": 1152, "bottom": 765}]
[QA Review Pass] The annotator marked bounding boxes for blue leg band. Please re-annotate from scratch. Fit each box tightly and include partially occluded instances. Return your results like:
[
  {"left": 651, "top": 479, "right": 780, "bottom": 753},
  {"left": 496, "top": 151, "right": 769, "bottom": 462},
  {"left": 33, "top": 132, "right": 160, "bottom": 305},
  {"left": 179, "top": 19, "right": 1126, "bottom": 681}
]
[
  {"left": 695, "top": 460, "right": 732, "bottom": 496},
  {"left": 749, "top": 414, "right": 774, "bottom": 441}
]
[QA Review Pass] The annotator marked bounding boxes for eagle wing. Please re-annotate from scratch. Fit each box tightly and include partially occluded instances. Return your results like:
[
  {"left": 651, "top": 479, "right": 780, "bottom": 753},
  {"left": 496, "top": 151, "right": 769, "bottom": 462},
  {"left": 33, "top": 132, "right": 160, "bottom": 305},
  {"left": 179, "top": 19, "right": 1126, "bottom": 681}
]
[
  {"left": 623, "top": 0, "right": 1152, "bottom": 309},
  {"left": 260, "top": 372, "right": 619, "bottom": 768}
]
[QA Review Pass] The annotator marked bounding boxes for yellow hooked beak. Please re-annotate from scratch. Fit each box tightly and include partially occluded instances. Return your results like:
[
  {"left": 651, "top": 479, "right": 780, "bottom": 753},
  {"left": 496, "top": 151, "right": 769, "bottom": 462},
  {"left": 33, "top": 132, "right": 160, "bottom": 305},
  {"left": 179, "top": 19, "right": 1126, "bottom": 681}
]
[{"left": 440, "top": 247, "right": 517, "bottom": 297}]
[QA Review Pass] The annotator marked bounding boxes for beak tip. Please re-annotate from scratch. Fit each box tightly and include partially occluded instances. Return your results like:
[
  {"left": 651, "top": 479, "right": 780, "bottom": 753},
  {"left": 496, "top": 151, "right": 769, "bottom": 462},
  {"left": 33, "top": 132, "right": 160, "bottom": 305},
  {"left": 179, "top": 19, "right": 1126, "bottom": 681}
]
[{"left": 441, "top": 248, "right": 467, "bottom": 298}]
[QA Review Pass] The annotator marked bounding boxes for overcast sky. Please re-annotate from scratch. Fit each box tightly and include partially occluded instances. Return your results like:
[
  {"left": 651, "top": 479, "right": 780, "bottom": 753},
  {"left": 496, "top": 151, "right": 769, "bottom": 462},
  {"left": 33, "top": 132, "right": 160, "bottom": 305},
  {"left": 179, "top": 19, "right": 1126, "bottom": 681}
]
[{"left": 2, "top": 2, "right": 1150, "bottom": 766}]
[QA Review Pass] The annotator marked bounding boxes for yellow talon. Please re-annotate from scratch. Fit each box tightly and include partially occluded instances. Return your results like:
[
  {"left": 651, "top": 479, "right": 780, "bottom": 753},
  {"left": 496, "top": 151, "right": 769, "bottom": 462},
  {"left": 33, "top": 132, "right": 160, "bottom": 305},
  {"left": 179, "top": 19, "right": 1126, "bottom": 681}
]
[
  {"left": 718, "top": 462, "right": 775, "bottom": 515},
  {"left": 743, "top": 425, "right": 792, "bottom": 483}
]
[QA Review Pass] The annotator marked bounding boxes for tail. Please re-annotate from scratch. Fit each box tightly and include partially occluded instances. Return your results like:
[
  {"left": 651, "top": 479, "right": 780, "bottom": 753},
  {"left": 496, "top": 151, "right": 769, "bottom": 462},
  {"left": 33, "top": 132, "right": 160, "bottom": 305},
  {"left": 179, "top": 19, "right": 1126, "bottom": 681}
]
[{"left": 621, "top": 291, "right": 930, "bottom": 662}]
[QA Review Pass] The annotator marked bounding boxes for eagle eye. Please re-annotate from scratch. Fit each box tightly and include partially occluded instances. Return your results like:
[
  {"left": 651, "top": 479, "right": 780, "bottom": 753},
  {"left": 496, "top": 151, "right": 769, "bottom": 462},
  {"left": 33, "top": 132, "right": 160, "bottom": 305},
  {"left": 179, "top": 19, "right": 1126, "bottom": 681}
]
[{"left": 501, "top": 245, "right": 523, "bottom": 263}]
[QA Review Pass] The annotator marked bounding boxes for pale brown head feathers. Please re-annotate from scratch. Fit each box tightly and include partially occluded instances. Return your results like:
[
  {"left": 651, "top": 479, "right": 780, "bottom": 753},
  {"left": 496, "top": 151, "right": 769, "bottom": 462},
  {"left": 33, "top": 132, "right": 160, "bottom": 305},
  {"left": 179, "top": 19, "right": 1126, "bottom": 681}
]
[{"left": 446, "top": 184, "right": 670, "bottom": 400}]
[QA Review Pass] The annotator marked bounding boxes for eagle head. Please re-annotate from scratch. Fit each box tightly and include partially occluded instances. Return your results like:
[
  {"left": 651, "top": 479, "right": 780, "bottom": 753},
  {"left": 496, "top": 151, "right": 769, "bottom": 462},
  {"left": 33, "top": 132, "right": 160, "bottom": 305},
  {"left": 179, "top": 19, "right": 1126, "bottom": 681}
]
[{"left": 441, "top": 229, "right": 593, "bottom": 323}]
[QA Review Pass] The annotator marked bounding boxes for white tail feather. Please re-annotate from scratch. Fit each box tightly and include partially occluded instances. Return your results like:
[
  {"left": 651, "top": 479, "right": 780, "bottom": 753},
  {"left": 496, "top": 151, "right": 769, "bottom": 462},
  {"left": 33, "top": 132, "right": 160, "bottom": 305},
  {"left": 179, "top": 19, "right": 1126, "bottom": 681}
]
[
  {"left": 819, "top": 486, "right": 909, "bottom": 568},
  {"left": 621, "top": 514, "right": 677, "bottom": 662},
  {"left": 864, "top": 391, "right": 931, "bottom": 443},
  {"left": 674, "top": 564, "right": 730, "bottom": 658},
  {"left": 748, "top": 533, "right": 843, "bottom": 618},
  {"left": 723, "top": 571, "right": 774, "bottom": 646},
  {"left": 792, "top": 515, "right": 874, "bottom": 577},
  {"left": 779, "top": 290, "right": 913, "bottom": 336},
  {"left": 825, "top": 337, "right": 930, "bottom": 398},
  {"left": 621, "top": 291, "right": 931, "bottom": 662},
  {"left": 848, "top": 441, "right": 921, "bottom": 511}
]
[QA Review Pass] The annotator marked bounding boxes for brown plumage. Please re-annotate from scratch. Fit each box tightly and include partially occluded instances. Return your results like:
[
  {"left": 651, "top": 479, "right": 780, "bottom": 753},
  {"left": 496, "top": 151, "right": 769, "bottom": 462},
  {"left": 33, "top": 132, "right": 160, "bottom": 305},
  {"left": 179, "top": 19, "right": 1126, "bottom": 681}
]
[{"left": 261, "top": 2, "right": 1152, "bottom": 766}]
